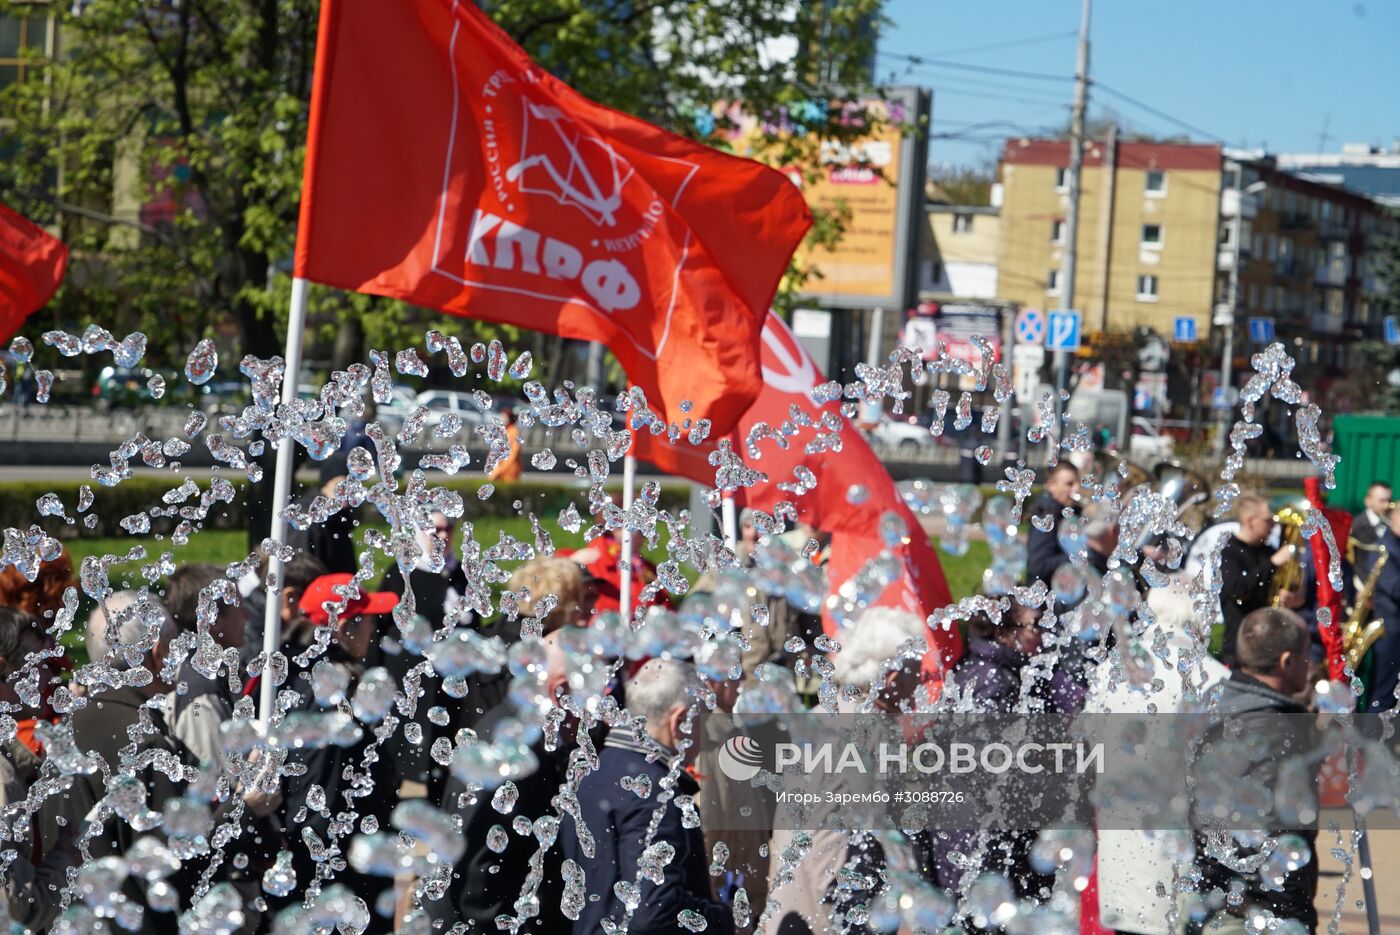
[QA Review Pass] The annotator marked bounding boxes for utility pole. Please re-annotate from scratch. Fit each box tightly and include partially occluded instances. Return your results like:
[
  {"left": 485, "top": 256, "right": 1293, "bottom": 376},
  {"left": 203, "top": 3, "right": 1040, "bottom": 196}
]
[
  {"left": 1215, "top": 160, "right": 1244, "bottom": 455},
  {"left": 1054, "top": 0, "right": 1092, "bottom": 430}
]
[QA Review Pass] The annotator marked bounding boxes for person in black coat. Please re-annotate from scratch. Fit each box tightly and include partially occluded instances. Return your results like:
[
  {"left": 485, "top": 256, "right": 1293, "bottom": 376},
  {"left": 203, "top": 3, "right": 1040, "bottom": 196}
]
[
  {"left": 1025, "top": 462, "right": 1081, "bottom": 587},
  {"left": 938, "top": 600, "right": 1084, "bottom": 904},
  {"left": 258, "top": 574, "right": 401, "bottom": 932},
  {"left": 1365, "top": 511, "right": 1400, "bottom": 712},
  {"left": 283, "top": 452, "right": 359, "bottom": 574},
  {"left": 1218, "top": 494, "right": 1299, "bottom": 668},
  {"left": 559, "top": 658, "right": 733, "bottom": 935},
  {"left": 428, "top": 630, "right": 575, "bottom": 932},
  {"left": 1190, "top": 608, "right": 1318, "bottom": 933},
  {"left": 1350, "top": 481, "right": 1392, "bottom": 585}
]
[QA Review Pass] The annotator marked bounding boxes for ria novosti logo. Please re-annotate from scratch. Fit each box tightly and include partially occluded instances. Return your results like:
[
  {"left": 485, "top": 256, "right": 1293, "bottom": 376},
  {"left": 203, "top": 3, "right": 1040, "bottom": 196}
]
[
  {"left": 717, "top": 736, "right": 764, "bottom": 782},
  {"left": 716, "top": 734, "right": 1104, "bottom": 781}
]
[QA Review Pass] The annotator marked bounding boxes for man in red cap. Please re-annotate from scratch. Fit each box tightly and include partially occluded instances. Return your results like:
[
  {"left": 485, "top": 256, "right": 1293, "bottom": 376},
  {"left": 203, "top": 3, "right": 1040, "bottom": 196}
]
[
  {"left": 296, "top": 572, "right": 400, "bottom": 658},
  {"left": 253, "top": 572, "right": 400, "bottom": 928}
]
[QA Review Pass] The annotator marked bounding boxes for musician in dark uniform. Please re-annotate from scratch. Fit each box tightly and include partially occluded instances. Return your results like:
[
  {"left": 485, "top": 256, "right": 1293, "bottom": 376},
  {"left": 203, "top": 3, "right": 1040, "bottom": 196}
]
[
  {"left": 1218, "top": 494, "right": 1301, "bottom": 668},
  {"left": 1026, "top": 462, "right": 1081, "bottom": 587},
  {"left": 1366, "top": 505, "right": 1400, "bottom": 712},
  {"left": 1350, "top": 481, "right": 1392, "bottom": 583}
]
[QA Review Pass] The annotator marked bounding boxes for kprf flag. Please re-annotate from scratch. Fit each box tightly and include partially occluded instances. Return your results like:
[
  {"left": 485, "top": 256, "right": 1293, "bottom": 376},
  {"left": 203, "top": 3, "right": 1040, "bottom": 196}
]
[
  {"left": 634, "top": 313, "right": 963, "bottom": 671},
  {"left": 0, "top": 203, "right": 67, "bottom": 342},
  {"left": 294, "top": 0, "right": 811, "bottom": 433}
]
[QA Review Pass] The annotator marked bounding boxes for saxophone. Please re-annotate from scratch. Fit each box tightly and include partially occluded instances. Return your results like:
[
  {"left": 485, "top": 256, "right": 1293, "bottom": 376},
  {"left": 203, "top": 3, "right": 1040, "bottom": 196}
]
[
  {"left": 1344, "top": 539, "right": 1388, "bottom": 672},
  {"left": 1269, "top": 505, "right": 1307, "bottom": 607}
]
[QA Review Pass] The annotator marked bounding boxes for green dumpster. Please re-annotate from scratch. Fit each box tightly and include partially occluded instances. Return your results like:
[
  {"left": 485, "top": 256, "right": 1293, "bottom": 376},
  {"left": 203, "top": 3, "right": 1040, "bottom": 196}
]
[{"left": 1332, "top": 414, "right": 1400, "bottom": 512}]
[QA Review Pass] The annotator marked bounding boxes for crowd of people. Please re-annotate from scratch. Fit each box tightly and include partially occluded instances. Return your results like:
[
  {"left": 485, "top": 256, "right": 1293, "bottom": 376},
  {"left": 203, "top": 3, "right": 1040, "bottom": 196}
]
[{"left": 0, "top": 458, "right": 1386, "bottom": 934}]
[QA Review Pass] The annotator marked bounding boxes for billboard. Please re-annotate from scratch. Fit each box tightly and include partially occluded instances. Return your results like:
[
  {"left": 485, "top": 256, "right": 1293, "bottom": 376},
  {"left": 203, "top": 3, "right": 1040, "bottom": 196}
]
[
  {"left": 717, "top": 87, "right": 931, "bottom": 311},
  {"left": 900, "top": 301, "right": 1006, "bottom": 368}
]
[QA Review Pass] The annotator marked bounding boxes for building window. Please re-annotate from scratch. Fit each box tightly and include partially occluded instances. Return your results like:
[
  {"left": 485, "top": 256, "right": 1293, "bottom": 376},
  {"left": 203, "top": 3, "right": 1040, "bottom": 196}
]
[
  {"left": 1050, "top": 219, "right": 1065, "bottom": 244},
  {"left": 1055, "top": 167, "right": 1067, "bottom": 190},
  {"left": 1136, "top": 274, "right": 1159, "bottom": 301},
  {"left": 1047, "top": 269, "right": 1062, "bottom": 295},
  {"left": 1247, "top": 284, "right": 1258, "bottom": 308},
  {"left": 952, "top": 213, "right": 973, "bottom": 234},
  {"left": 1145, "top": 169, "right": 1166, "bottom": 195},
  {"left": 1141, "top": 224, "right": 1163, "bottom": 248},
  {"left": 0, "top": 14, "right": 50, "bottom": 96}
]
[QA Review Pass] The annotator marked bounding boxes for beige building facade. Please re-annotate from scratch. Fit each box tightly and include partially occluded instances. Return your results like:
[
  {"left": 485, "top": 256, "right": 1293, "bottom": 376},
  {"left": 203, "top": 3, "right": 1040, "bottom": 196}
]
[{"left": 997, "top": 138, "right": 1223, "bottom": 338}]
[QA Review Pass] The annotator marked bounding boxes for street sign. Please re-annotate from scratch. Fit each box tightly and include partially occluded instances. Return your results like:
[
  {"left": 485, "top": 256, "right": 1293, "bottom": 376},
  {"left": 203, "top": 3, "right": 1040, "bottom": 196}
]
[
  {"left": 1212, "top": 386, "right": 1239, "bottom": 410},
  {"left": 1046, "top": 309, "right": 1081, "bottom": 352},
  {"left": 1014, "top": 308, "right": 1046, "bottom": 345},
  {"left": 1247, "top": 317, "right": 1275, "bottom": 344},
  {"left": 1012, "top": 344, "right": 1045, "bottom": 402},
  {"left": 1385, "top": 316, "right": 1400, "bottom": 346},
  {"left": 1173, "top": 317, "right": 1197, "bottom": 343}
]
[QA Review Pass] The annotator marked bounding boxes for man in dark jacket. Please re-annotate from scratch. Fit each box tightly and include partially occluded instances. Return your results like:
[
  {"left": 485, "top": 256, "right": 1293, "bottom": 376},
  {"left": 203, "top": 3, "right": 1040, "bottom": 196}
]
[
  {"left": 283, "top": 452, "right": 359, "bottom": 574},
  {"left": 1026, "top": 462, "right": 1081, "bottom": 587},
  {"left": 429, "top": 630, "right": 574, "bottom": 931},
  {"left": 1349, "top": 481, "right": 1391, "bottom": 583},
  {"left": 37, "top": 592, "right": 186, "bottom": 934},
  {"left": 1191, "top": 607, "right": 1318, "bottom": 933},
  {"left": 262, "top": 574, "right": 401, "bottom": 931},
  {"left": 1364, "top": 507, "right": 1400, "bottom": 711},
  {"left": 1218, "top": 495, "right": 1298, "bottom": 668},
  {"left": 559, "top": 658, "right": 733, "bottom": 935}
]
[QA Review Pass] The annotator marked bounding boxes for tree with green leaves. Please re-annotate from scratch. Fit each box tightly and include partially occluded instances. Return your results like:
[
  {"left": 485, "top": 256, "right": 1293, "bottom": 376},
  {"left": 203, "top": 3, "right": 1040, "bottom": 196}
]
[{"left": 0, "top": 0, "right": 882, "bottom": 376}]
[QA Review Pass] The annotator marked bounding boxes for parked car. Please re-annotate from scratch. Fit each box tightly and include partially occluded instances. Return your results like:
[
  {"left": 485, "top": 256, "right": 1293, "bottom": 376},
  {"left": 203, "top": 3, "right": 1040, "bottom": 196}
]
[
  {"left": 372, "top": 386, "right": 421, "bottom": 434},
  {"left": 1127, "top": 416, "right": 1174, "bottom": 463},
  {"left": 868, "top": 411, "right": 947, "bottom": 454},
  {"left": 411, "top": 389, "right": 488, "bottom": 438}
]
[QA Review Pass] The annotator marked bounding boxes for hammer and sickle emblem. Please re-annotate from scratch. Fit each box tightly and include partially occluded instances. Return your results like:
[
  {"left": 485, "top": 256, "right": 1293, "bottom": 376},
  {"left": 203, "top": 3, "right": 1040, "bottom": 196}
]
[{"left": 758, "top": 316, "right": 819, "bottom": 405}]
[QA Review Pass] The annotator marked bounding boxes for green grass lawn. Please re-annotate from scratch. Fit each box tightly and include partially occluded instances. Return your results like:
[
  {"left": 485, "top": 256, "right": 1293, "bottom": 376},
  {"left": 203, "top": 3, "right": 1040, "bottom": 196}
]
[
  {"left": 68, "top": 522, "right": 992, "bottom": 601},
  {"left": 61, "top": 521, "right": 991, "bottom": 667}
]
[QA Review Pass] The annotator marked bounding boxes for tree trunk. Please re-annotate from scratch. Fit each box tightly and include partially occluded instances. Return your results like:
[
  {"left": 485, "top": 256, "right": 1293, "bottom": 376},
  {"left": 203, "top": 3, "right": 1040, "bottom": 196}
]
[{"left": 331, "top": 311, "right": 365, "bottom": 374}]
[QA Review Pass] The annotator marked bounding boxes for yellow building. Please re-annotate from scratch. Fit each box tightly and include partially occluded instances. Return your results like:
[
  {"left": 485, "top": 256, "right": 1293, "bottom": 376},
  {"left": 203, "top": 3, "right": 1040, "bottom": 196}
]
[
  {"left": 918, "top": 203, "right": 1001, "bottom": 299},
  {"left": 997, "top": 138, "right": 1223, "bottom": 337}
]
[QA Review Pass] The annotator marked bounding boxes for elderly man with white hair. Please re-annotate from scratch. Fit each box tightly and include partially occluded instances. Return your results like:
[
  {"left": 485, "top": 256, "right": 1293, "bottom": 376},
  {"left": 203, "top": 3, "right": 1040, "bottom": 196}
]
[
  {"left": 763, "top": 606, "right": 929, "bottom": 935},
  {"left": 560, "top": 658, "right": 733, "bottom": 935},
  {"left": 38, "top": 590, "right": 186, "bottom": 863}
]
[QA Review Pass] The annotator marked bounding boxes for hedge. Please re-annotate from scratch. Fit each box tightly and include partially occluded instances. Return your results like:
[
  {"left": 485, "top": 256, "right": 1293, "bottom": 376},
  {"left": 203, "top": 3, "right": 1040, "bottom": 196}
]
[{"left": 0, "top": 474, "right": 695, "bottom": 539}]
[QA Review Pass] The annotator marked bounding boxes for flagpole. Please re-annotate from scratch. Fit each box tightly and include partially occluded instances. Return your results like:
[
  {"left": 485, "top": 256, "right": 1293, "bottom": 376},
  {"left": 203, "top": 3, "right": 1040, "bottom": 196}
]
[
  {"left": 721, "top": 497, "right": 737, "bottom": 551},
  {"left": 258, "top": 276, "right": 310, "bottom": 724},
  {"left": 619, "top": 452, "right": 636, "bottom": 626}
]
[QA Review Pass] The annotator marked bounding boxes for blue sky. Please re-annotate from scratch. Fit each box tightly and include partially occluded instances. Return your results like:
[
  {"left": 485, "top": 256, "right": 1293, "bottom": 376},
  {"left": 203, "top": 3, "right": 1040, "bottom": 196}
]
[{"left": 880, "top": 0, "right": 1400, "bottom": 171}]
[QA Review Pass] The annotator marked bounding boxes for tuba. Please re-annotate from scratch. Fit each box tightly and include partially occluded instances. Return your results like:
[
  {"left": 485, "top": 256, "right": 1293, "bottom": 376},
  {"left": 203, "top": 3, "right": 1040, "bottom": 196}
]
[
  {"left": 1343, "top": 539, "right": 1388, "bottom": 671},
  {"left": 1268, "top": 504, "right": 1308, "bottom": 607},
  {"left": 1127, "top": 459, "right": 1212, "bottom": 550}
]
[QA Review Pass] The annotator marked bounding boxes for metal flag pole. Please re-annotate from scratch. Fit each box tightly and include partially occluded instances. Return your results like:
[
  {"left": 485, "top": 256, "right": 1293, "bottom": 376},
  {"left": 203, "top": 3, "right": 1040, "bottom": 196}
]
[
  {"left": 721, "top": 497, "right": 738, "bottom": 551},
  {"left": 618, "top": 452, "right": 637, "bottom": 626},
  {"left": 258, "top": 276, "right": 310, "bottom": 725},
  {"left": 1358, "top": 814, "right": 1380, "bottom": 935}
]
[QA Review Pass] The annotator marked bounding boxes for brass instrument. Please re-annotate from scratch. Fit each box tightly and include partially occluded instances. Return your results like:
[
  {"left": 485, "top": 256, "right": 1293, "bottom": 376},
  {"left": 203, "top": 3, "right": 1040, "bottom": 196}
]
[
  {"left": 1268, "top": 504, "right": 1308, "bottom": 607},
  {"left": 1343, "top": 538, "right": 1388, "bottom": 671},
  {"left": 1126, "top": 459, "right": 1212, "bottom": 550}
]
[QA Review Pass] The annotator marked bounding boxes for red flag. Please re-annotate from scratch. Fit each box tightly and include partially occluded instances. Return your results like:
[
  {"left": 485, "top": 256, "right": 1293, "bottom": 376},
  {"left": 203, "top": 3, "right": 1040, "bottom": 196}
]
[
  {"left": 634, "top": 313, "right": 963, "bottom": 672},
  {"left": 0, "top": 203, "right": 68, "bottom": 343},
  {"left": 294, "top": 0, "right": 810, "bottom": 433},
  {"left": 1304, "top": 477, "right": 1349, "bottom": 680}
]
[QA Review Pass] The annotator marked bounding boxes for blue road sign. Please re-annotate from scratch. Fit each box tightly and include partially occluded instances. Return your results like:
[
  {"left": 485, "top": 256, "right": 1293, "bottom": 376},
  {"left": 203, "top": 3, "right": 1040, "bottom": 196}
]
[
  {"left": 1173, "top": 317, "right": 1197, "bottom": 343},
  {"left": 1046, "top": 309, "right": 1081, "bottom": 352},
  {"left": 1014, "top": 308, "right": 1046, "bottom": 345},
  {"left": 1248, "top": 317, "right": 1275, "bottom": 344},
  {"left": 1385, "top": 316, "right": 1400, "bottom": 346}
]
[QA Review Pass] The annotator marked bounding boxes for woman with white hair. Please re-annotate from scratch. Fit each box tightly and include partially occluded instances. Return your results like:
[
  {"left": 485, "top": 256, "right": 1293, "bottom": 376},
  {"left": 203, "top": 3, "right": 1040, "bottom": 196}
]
[
  {"left": 1089, "top": 578, "right": 1228, "bottom": 935},
  {"left": 831, "top": 605, "right": 926, "bottom": 711},
  {"left": 763, "top": 606, "right": 929, "bottom": 935}
]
